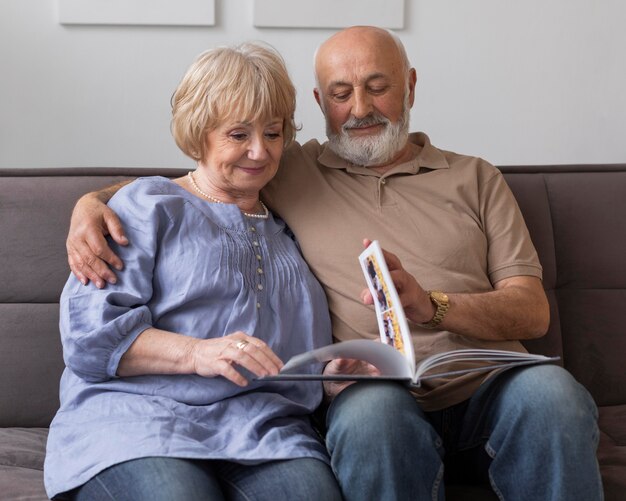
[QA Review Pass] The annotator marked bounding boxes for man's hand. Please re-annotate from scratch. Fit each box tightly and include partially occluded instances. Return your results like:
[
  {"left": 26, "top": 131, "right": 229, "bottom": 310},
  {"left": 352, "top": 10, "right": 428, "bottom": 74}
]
[
  {"left": 67, "top": 192, "right": 128, "bottom": 288},
  {"left": 360, "top": 239, "right": 436, "bottom": 325},
  {"left": 322, "top": 358, "right": 380, "bottom": 401},
  {"left": 360, "top": 238, "right": 550, "bottom": 341}
]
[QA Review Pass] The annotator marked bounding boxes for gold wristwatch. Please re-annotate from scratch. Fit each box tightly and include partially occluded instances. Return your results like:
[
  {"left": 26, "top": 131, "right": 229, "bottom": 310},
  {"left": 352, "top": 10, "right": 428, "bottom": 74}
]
[{"left": 422, "top": 291, "right": 449, "bottom": 329}]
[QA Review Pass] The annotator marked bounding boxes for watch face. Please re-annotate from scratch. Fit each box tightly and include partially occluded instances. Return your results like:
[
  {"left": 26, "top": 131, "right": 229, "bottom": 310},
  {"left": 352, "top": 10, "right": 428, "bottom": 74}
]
[{"left": 431, "top": 291, "right": 448, "bottom": 304}]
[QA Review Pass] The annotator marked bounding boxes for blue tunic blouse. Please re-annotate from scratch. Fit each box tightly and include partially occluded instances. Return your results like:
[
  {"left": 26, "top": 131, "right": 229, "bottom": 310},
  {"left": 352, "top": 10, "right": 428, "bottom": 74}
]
[{"left": 44, "top": 177, "right": 332, "bottom": 498}]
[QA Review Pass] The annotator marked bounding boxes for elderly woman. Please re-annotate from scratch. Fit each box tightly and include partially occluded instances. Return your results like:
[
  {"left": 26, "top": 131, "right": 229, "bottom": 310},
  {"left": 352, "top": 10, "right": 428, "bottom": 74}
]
[{"left": 44, "top": 43, "right": 341, "bottom": 501}]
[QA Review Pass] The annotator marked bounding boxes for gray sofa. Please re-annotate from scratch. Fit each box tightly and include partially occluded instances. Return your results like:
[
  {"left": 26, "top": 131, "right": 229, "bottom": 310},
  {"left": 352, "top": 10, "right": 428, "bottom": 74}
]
[{"left": 1, "top": 165, "right": 625, "bottom": 500}]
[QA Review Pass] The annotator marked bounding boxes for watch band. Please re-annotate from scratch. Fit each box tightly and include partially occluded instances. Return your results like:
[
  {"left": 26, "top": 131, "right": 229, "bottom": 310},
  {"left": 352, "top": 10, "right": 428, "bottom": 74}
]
[{"left": 422, "top": 291, "right": 449, "bottom": 329}]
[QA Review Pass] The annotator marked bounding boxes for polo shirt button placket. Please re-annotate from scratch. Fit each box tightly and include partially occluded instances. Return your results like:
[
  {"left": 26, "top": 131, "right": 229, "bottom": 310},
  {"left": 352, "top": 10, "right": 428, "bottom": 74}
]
[{"left": 378, "top": 177, "right": 387, "bottom": 207}]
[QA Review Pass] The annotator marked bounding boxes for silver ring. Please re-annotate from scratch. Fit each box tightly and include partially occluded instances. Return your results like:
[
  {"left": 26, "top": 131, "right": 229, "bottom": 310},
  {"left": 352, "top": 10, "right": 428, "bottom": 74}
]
[{"left": 235, "top": 340, "right": 249, "bottom": 351}]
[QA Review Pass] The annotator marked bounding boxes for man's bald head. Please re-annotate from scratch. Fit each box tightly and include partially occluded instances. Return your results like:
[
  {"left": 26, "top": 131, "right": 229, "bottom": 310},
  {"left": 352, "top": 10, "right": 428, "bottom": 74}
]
[
  {"left": 314, "top": 26, "right": 410, "bottom": 86},
  {"left": 313, "top": 26, "right": 417, "bottom": 169}
]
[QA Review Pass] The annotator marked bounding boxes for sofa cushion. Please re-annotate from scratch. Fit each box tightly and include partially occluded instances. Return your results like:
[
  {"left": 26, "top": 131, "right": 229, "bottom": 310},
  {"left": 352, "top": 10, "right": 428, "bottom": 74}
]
[
  {"left": 0, "top": 305, "right": 64, "bottom": 428},
  {"left": 598, "top": 405, "right": 626, "bottom": 501},
  {"left": 0, "top": 428, "right": 48, "bottom": 501}
]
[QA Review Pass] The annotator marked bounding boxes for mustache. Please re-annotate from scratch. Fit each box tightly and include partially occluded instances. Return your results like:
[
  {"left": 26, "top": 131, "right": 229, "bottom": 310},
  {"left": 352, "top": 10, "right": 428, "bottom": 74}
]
[{"left": 342, "top": 113, "right": 390, "bottom": 131}]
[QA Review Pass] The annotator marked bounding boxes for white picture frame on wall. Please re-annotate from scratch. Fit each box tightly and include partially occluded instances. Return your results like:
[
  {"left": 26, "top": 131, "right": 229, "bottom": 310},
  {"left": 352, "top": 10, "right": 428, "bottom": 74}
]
[
  {"left": 253, "top": 0, "right": 405, "bottom": 29},
  {"left": 58, "top": 0, "right": 215, "bottom": 27}
]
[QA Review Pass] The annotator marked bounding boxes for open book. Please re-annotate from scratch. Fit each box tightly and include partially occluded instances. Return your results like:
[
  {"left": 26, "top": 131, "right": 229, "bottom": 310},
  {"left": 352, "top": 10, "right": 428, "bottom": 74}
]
[{"left": 261, "top": 240, "right": 559, "bottom": 387}]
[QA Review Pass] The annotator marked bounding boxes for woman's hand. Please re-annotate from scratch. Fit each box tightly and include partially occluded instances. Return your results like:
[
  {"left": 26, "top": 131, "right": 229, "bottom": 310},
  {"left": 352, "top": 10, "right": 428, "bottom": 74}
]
[
  {"left": 119, "top": 329, "right": 283, "bottom": 387},
  {"left": 360, "top": 239, "right": 435, "bottom": 325},
  {"left": 190, "top": 332, "right": 284, "bottom": 387},
  {"left": 67, "top": 186, "right": 129, "bottom": 288}
]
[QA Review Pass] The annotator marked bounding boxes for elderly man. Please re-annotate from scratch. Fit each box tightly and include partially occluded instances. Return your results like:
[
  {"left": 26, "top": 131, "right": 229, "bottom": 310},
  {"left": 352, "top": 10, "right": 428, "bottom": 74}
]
[{"left": 66, "top": 27, "right": 602, "bottom": 500}]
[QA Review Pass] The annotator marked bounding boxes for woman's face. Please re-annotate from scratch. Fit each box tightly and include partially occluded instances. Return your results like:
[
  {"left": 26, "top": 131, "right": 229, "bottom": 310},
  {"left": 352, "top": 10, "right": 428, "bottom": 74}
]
[{"left": 198, "top": 117, "right": 284, "bottom": 198}]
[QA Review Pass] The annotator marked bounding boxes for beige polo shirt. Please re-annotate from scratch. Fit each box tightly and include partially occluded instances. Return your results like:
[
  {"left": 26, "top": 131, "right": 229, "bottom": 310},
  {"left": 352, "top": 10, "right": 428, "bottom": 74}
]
[{"left": 262, "top": 132, "right": 542, "bottom": 411}]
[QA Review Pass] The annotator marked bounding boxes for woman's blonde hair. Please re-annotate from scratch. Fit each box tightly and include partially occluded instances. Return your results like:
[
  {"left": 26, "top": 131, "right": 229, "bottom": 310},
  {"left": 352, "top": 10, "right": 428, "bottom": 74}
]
[{"left": 171, "top": 42, "right": 297, "bottom": 162}]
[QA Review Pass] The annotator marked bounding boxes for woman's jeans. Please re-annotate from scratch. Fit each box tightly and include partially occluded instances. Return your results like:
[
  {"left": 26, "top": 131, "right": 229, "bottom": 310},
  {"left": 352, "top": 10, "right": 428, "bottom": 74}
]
[
  {"left": 69, "top": 456, "right": 341, "bottom": 501},
  {"left": 325, "top": 364, "right": 603, "bottom": 501}
]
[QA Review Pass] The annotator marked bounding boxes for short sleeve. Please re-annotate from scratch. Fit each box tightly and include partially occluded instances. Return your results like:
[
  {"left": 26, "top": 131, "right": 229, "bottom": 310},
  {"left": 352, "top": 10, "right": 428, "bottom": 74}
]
[{"left": 479, "top": 169, "right": 543, "bottom": 284}]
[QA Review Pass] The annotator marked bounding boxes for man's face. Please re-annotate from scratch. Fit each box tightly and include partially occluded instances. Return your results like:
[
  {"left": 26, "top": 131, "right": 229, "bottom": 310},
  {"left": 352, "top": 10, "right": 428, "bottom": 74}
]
[
  {"left": 314, "top": 29, "right": 416, "bottom": 167},
  {"left": 324, "top": 92, "right": 411, "bottom": 167}
]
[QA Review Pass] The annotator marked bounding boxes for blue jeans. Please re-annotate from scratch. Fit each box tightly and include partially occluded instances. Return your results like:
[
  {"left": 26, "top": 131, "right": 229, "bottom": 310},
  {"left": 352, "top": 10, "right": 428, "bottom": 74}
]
[
  {"left": 325, "top": 365, "right": 603, "bottom": 501},
  {"left": 67, "top": 456, "right": 342, "bottom": 501}
]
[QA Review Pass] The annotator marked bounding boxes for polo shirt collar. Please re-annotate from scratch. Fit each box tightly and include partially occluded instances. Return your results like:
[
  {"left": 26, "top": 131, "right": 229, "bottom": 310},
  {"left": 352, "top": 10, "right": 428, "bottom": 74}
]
[{"left": 317, "top": 132, "right": 449, "bottom": 176}]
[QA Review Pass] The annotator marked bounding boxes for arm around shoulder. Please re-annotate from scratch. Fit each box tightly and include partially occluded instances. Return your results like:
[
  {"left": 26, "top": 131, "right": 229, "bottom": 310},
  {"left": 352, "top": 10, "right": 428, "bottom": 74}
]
[{"left": 66, "top": 180, "right": 132, "bottom": 288}]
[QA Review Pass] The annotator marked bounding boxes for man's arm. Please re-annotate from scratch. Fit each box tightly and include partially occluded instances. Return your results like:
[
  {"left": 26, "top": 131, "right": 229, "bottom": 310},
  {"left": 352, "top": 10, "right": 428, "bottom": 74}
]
[
  {"left": 439, "top": 275, "right": 549, "bottom": 341},
  {"left": 66, "top": 181, "right": 131, "bottom": 288},
  {"left": 368, "top": 241, "right": 550, "bottom": 341}
]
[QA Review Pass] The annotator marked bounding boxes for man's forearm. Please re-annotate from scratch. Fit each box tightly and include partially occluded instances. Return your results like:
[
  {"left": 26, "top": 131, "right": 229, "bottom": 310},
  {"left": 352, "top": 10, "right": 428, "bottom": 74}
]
[
  {"left": 427, "top": 277, "right": 550, "bottom": 342},
  {"left": 373, "top": 246, "right": 550, "bottom": 343},
  {"left": 90, "top": 180, "right": 132, "bottom": 203}
]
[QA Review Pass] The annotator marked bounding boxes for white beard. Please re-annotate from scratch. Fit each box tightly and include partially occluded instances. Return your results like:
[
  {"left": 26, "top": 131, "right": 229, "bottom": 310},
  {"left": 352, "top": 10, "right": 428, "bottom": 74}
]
[{"left": 326, "top": 96, "right": 410, "bottom": 167}]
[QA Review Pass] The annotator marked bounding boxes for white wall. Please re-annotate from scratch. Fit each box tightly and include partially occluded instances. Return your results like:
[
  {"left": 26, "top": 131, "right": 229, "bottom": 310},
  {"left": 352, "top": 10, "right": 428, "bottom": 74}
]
[{"left": 1, "top": 0, "right": 624, "bottom": 169}]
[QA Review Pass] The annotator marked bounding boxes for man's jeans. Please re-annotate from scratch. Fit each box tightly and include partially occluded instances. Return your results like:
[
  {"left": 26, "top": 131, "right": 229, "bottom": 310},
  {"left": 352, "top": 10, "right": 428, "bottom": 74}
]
[
  {"left": 325, "top": 364, "right": 603, "bottom": 501},
  {"left": 69, "top": 456, "right": 342, "bottom": 501}
]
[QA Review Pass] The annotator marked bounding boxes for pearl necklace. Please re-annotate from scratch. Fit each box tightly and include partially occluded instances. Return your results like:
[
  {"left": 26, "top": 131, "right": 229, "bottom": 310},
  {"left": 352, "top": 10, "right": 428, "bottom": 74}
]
[{"left": 187, "top": 171, "right": 269, "bottom": 219}]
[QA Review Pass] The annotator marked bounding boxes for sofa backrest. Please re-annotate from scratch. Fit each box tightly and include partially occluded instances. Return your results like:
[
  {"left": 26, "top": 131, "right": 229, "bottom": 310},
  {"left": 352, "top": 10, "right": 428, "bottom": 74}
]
[
  {"left": 0, "top": 168, "right": 186, "bottom": 427},
  {"left": 1, "top": 165, "right": 625, "bottom": 427},
  {"left": 501, "top": 165, "right": 626, "bottom": 407}
]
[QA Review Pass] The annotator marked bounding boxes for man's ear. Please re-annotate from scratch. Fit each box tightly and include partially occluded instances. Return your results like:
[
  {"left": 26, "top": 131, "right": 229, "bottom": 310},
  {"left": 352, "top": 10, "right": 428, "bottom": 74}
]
[
  {"left": 313, "top": 88, "right": 322, "bottom": 108},
  {"left": 313, "top": 88, "right": 327, "bottom": 114},
  {"left": 407, "top": 68, "right": 417, "bottom": 108}
]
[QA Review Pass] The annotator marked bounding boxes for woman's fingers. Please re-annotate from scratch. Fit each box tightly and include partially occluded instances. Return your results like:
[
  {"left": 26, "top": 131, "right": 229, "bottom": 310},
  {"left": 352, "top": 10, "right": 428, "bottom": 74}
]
[
  {"left": 227, "top": 336, "right": 283, "bottom": 378},
  {"left": 216, "top": 359, "right": 251, "bottom": 387},
  {"left": 193, "top": 333, "right": 283, "bottom": 386}
]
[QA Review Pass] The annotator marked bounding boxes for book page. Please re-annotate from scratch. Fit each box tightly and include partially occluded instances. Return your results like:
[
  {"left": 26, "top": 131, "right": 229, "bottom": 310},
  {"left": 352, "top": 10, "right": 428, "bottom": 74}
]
[
  {"left": 359, "top": 241, "right": 415, "bottom": 374},
  {"left": 279, "top": 339, "right": 413, "bottom": 379},
  {"left": 411, "top": 349, "right": 560, "bottom": 386}
]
